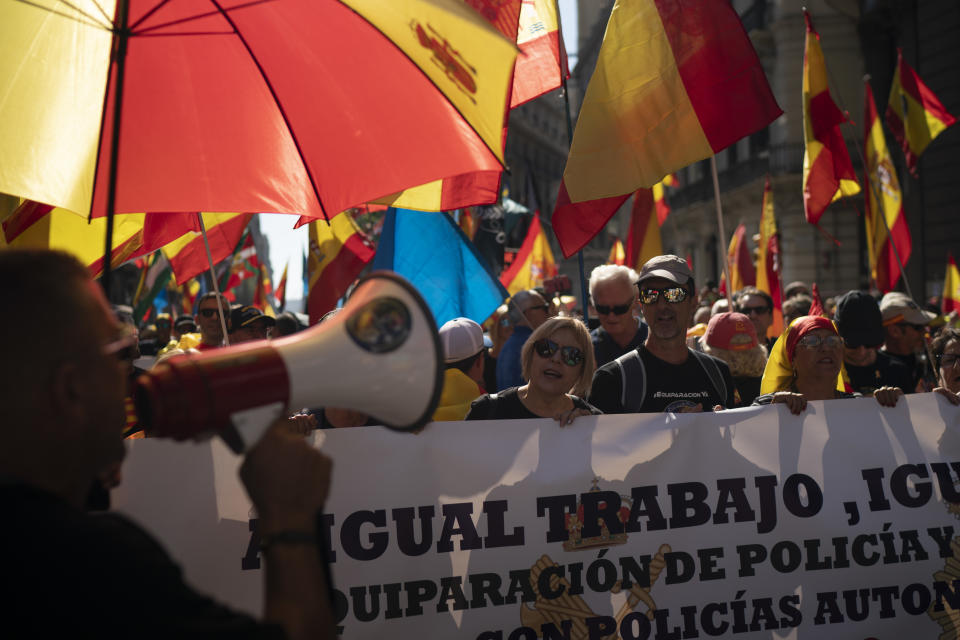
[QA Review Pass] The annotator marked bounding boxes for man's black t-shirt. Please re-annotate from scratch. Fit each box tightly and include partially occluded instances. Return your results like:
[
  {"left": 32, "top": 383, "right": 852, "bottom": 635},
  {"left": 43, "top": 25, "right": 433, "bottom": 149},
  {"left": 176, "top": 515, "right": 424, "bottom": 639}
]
[
  {"left": 590, "top": 318, "right": 648, "bottom": 367},
  {"left": 588, "top": 346, "right": 736, "bottom": 413},
  {"left": 845, "top": 350, "right": 915, "bottom": 395}
]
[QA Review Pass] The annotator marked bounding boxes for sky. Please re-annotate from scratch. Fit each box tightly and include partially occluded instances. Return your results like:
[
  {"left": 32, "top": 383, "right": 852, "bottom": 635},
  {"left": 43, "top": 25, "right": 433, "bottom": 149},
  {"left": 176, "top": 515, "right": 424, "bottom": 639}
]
[{"left": 261, "top": 0, "right": 579, "bottom": 307}]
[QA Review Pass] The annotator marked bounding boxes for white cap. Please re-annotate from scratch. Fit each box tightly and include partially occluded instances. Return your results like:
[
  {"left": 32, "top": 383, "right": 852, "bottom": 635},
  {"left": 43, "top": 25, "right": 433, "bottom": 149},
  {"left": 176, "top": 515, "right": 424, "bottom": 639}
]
[
  {"left": 439, "top": 317, "right": 485, "bottom": 363},
  {"left": 880, "top": 291, "right": 936, "bottom": 326}
]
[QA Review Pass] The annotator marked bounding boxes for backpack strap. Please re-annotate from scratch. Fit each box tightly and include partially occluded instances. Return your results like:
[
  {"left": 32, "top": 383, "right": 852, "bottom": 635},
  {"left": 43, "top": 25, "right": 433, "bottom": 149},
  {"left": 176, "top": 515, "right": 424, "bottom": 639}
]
[
  {"left": 613, "top": 349, "right": 646, "bottom": 413},
  {"left": 690, "top": 349, "right": 728, "bottom": 407}
]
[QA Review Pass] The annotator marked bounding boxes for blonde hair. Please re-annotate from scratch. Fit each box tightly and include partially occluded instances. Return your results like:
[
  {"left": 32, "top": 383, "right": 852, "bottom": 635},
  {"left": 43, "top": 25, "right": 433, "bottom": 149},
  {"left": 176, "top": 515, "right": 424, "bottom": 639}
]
[{"left": 520, "top": 317, "right": 596, "bottom": 397}]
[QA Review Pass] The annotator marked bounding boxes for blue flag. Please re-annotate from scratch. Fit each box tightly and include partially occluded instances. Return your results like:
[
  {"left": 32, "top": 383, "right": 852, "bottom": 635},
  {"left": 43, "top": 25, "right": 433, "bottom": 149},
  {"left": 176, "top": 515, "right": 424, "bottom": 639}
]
[{"left": 373, "top": 208, "right": 508, "bottom": 326}]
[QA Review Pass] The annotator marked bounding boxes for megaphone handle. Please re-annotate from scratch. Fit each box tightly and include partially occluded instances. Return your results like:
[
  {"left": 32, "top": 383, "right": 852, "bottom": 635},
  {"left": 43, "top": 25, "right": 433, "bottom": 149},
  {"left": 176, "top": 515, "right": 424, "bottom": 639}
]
[{"left": 316, "top": 509, "right": 337, "bottom": 609}]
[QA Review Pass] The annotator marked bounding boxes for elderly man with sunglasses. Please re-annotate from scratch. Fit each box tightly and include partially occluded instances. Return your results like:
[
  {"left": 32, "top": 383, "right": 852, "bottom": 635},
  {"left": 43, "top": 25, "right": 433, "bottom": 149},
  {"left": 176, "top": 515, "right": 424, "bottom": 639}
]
[
  {"left": 588, "top": 265, "right": 649, "bottom": 366},
  {"left": 588, "top": 255, "right": 736, "bottom": 414},
  {"left": 880, "top": 291, "right": 937, "bottom": 392}
]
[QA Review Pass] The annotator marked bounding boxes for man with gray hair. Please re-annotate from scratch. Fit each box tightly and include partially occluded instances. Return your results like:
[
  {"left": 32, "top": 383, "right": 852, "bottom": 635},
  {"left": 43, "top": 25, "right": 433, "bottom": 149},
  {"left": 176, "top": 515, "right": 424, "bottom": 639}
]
[{"left": 588, "top": 264, "right": 648, "bottom": 366}]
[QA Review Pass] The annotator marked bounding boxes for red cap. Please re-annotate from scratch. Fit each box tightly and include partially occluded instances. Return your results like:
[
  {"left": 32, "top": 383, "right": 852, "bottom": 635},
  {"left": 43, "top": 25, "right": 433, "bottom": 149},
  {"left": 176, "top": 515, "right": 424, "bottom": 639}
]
[{"left": 704, "top": 312, "right": 758, "bottom": 351}]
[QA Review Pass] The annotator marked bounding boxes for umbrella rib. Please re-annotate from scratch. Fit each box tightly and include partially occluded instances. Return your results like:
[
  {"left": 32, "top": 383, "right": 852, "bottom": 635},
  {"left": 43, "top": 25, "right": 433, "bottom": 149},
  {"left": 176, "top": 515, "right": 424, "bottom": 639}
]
[
  {"left": 135, "top": 30, "right": 236, "bottom": 37},
  {"left": 205, "top": 0, "right": 331, "bottom": 221},
  {"left": 131, "top": 0, "right": 275, "bottom": 36},
  {"left": 89, "top": 0, "right": 112, "bottom": 24},
  {"left": 12, "top": 0, "right": 112, "bottom": 30}
]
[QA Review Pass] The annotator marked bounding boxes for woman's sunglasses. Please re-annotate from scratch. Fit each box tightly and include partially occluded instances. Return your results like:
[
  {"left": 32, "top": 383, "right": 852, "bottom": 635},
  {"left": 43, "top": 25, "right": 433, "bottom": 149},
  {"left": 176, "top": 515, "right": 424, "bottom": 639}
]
[
  {"left": 639, "top": 286, "right": 688, "bottom": 304},
  {"left": 797, "top": 334, "right": 843, "bottom": 349},
  {"left": 533, "top": 338, "right": 584, "bottom": 367}
]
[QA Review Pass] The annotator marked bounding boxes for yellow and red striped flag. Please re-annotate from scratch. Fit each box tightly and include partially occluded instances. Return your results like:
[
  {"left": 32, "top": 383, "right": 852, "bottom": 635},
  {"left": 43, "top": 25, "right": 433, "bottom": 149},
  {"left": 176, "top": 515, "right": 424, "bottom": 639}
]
[
  {"left": 755, "top": 176, "right": 783, "bottom": 336},
  {"left": 886, "top": 48, "right": 957, "bottom": 177},
  {"left": 254, "top": 264, "right": 276, "bottom": 317},
  {"left": 162, "top": 213, "right": 253, "bottom": 285},
  {"left": 624, "top": 189, "right": 662, "bottom": 272},
  {"left": 652, "top": 174, "right": 676, "bottom": 225},
  {"left": 307, "top": 212, "right": 375, "bottom": 324},
  {"left": 607, "top": 238, "right": 626, "bottom": 266},
  {"left": 551, "top": 0, "right": 782, "bottom": 257},
  {"left": 944, "top": 254, "right": 960, "bottom": 315},
  {"left": 801, "top": 11, "right": 860, "bottom": 226},
  {"left": 864, "top": 80, "right": 911, "bottom": 293},
  {"left": 274, "top": 263, "right": 289, "bottom": 312},
  {"left": 500, "top": 215, "right": 557, "bottom": 295},
  {"left": 722, "top": 223, "right": 756, "bottom": 294},
  {"left": 511, "top": 0, "right": 567, "bottom": 107}
]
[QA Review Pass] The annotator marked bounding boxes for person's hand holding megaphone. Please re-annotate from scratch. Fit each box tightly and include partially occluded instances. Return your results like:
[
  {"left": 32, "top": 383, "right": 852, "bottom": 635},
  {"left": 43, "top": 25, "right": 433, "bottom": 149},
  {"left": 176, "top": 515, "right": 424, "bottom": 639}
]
[{"left": 239, "top": 417, "right": 337, "bottom": 639}]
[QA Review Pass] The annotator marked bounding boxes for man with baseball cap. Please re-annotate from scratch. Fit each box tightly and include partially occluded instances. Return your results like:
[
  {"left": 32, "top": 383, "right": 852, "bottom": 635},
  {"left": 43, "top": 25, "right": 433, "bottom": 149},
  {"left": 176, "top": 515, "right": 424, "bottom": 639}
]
[
  {"left": 880, "top": 291, "right": 937, "bottom": 391},
  {"left": 834, "top": 291, "right": 914, "bottom": 395},
  {"left": 433, "top": 318, "right": 486, "bottom": 421},
  {"left": 229, "top": 305, "right": 277, "bottom": 343},
  {"left": 589, "top": 255, "right": 735, "bottom": 413}
]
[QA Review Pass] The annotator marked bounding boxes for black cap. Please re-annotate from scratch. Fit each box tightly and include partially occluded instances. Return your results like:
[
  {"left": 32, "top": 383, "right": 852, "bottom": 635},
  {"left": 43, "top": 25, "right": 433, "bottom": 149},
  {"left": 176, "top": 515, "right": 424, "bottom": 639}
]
[
  {"left": 174, "top": 315, "right": 196, "bottom": 331},
  {"left": 834, "top": 291, "right": 883, "bottom": 347},
  {"left": 230, "top": 306, "right": 276, "bottom": 331}
]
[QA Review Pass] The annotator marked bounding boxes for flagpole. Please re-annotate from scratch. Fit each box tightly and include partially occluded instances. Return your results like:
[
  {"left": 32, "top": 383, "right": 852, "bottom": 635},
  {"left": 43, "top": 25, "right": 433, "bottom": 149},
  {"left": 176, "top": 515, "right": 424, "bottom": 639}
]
[
  {"left": 197, "top": 213, "right": 231, "bottom": 346},
  {"left": 710, "top": 156, "right": 734, "bottom": 307},
  {"left": 556, "top": 0, "right": 590, "bottom": 323}
]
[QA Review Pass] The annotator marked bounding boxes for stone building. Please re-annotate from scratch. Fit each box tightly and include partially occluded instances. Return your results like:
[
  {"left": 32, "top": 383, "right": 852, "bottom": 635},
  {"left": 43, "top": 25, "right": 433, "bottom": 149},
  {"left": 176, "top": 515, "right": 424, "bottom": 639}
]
[{"left": 567, "top": 0, "right": 960, "bottom": 301}]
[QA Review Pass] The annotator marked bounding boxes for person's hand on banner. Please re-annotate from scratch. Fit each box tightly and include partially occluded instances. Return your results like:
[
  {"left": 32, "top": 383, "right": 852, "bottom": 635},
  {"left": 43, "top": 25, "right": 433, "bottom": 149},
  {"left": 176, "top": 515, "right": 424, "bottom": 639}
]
[
  {"left": 934, "top": 386, "right": 960, "bottom": 405},
  {"left": 554, "top": 406, "right": 592, "bottom": 427},
  {"left": 677, "top": 403, "right": 705, "bottom": 413},
  {"left": 873, "top": 386, "right": 904, "bottom": 407},
  {"left": 325, "top": 407, "right": 369, "bottom": 428},
  {"left": 770, "top": 391, "right": 807, "bottom": 415}
]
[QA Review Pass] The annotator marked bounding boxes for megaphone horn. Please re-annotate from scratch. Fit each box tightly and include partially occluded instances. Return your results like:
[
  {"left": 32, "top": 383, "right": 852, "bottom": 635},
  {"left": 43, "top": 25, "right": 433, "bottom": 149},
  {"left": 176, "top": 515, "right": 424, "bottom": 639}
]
[{"left": 134, "top": 271, "right": 444, "bottom": 452}]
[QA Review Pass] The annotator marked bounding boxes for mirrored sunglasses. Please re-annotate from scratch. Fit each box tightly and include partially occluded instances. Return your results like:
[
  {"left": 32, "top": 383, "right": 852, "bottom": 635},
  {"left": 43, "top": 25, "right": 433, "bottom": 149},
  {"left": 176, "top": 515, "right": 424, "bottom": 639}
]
[
  {"left": 639, "top": 286, "right": 688, "bottom": 305},
  {"left": 533, "top": 338, "right": 584, "bottom": 367},
  {"left": 797, "top": 334, "right": 843, "bottom": 349}
]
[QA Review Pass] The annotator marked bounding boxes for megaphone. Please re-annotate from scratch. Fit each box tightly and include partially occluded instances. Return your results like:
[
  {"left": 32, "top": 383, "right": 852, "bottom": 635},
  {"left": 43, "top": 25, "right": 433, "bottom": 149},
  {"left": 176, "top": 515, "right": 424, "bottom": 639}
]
[{"left": 134, "top": 271, "right": 444, "bottom": 452}]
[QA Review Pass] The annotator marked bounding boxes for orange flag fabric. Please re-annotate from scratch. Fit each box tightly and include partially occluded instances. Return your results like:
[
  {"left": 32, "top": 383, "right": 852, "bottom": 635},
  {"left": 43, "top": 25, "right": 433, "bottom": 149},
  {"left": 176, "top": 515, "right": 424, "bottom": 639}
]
[
  {"left": 607, "top": 238, "right": 626, "bottom": 266},
  {"left": 624, "top": 189, "right": 662, "bottom": 272},
  {"left": 652, "top": 174, "right": 676, "bottom": 225},
  {"left": 551, "top": 0, "right": 781, "bottom": 258},
  {"left": 307, "top": 212, "right": 375, "bottom": 324},
  {"left": 801, "top": 11, "right": 860, "bottom": 226},
  {"left": 864, "top": 80, "right": 910, "bottom": 293},
  {"left": 886, "top": 48, "right": 957, "bottom": 177},
  {"left": 500, "top": 215, "right": 557, "bottom": 295},
  {"left": 274, "top": 263, "right": 288, "bottom": 312}
]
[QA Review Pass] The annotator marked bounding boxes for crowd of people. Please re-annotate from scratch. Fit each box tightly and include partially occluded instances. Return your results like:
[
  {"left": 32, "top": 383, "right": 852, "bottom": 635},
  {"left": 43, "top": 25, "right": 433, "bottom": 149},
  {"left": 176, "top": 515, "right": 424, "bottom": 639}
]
[{"left": 5, "top": 247, "right": 960, "bottom": 637}]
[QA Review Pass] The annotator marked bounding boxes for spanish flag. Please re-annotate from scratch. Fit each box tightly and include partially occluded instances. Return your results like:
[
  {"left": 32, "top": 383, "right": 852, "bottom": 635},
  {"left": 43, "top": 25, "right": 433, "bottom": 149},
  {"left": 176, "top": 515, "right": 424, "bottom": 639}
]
[
  {"left": 624, "top": 189, "right": 662, "bottom": 272},
  {"left": 162, "top": 213, "right": 253, "bottom": 285},
  {"left": 551, "top": 0, "right": 781, "bottom": 257},
  {"left": 724, "top": 223, "right": 756, "bottom": 293},
  {"left": 801, "top": 10, "right": 860, "bottom": 226},
  {"left": 608, "top": 238, "right": 626, "bottom": 266},
  {"left": 510, "top": 0, "right": 567, "bottom": 108},
  {"left": 885, "top": 48, "right": 957, "bottom": 177},
  {"left": 944, "top": 254, "right": 960, "bottom": 315},
  {"left": 653, "top": 174, "right": 676, "bottom": 225},
  {"left": 864, "top": 80, "right": 910, "bottom": 293},
  {"left": 755, "top": 176, "right": 783, "bottom": 336},
  {"left": 500, "top": 215, "right": 557, "bottom": 295},
  {"left": 307, "top": 212, "right": 375, "bottom": 324},
  {"left": 275, "top": 263, "right": 289, "bottom": 312}
]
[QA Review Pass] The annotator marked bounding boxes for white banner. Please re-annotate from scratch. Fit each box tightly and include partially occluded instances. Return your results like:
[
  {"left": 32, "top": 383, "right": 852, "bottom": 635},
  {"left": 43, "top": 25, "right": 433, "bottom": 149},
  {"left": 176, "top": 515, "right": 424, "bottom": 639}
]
[{"left": 113, "top": 394, "right": 960, "bottom": 639}]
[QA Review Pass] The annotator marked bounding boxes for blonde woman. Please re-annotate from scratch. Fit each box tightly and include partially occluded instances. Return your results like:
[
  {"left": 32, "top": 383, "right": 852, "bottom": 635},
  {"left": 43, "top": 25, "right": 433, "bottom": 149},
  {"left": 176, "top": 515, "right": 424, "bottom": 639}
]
[{"left": 467, "top": 317, "right": 600, "bottom": 425}]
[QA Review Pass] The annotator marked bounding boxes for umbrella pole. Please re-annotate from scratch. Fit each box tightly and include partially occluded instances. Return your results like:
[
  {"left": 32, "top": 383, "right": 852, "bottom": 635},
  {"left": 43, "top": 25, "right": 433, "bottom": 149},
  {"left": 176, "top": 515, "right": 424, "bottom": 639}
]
[
  {"left": 197, "top": 213, "right": 231, "bottom": 347},
  {"left": 100, "top": 0, "right": 130, "bottom": 299}
]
